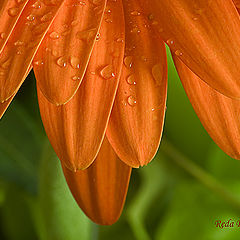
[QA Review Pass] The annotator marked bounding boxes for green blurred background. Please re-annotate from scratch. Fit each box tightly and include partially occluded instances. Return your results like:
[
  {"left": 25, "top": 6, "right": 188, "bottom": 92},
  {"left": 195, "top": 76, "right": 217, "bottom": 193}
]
[{"left": 0, "top": 48, "right": 240, "bottom": 240}]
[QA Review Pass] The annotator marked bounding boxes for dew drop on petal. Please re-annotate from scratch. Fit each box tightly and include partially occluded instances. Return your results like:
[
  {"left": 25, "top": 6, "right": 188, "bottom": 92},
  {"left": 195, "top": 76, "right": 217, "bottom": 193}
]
[
  {"left": 127, "top": 95, "right": 137, "bottom": 106},
  {"left": 100, "top": 65, "right": 115, "bottom": 79},
  {"left": 152, "top": 64, "right": 163, "bottom": 86},
  {"left": 72, "top": 76, "right": 80, "bottom": 81},
  {"left": 49, "top": 31, "right": 60, "bottom": 39},
  {"left": 127, "top": 74, "right": 136, "bottom": 85},
  {"left": 56, "top": 57, "right": 67, "bottom": 67},
  {"left": 166, "top": 39, "right": 174, "bottom": 45},
  {"left": 124, "top": 56, "right": 133, "bottom": 68},
  {"left": 174, "top": 50, "right": 183, "bottom": 56},
  {"left": 70, "top": 56, "right": 80, "bottom": 69},
  {"left": 8, "top": 7, "right": 19, "bottom": 17},
  {"left": 34, "top": 60, "right": 44, "bottom": 66}
]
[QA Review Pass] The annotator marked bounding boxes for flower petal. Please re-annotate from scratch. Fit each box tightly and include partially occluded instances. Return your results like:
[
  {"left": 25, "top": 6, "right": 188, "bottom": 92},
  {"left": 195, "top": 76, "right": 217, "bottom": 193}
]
[
  {"left": 62, "top": 137, "right": 132, "bottom": 225},
  {"left": 139, "top": 0, "right": 240, "bottom": 99},
  {"left": 0, "top": 0, "right": 64, "bottom": 103},
  {"left": 34, "top": 0, "right": 107, "bottom": 105},
  {"left": 174, "top": 56, "right": 240, "bottom": 159},
  {"left": 0, "top": 0, "right": 29, "bottom": 53},
  {"left": 0, "top": 96, "right": 14, "bottom": 119},
  {"left": 106, "top": 0, "right": 167, "bottom": 168},
  {"left": 37, "top": 0, "right": 125, "bottom": 171}
]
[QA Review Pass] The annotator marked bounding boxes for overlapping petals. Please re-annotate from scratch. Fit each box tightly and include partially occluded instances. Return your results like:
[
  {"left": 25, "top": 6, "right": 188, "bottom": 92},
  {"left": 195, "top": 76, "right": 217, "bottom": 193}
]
[
  {"left": 0, "top": 0, "right": 240, "bottom": 226},
  {"left": 107, "top": 0, "right": 167, "bottom": 168},
  {"left": 174, "top": 57, "right": 240, "bottom": 160},
  {"left": 62, "top": 137, "right": 131, "bottom": 225},
  {"left": 0, "top": 0, "right": 65, "bottom": 103},
  {"left": 34, "top": 0, "right": 107, "bottom": 105},
  {"left": 139, "top": 0, "right": 240, "bottom": 99},
  {"left": 37, "top": 0, "right": 125, "bottom": 171}
]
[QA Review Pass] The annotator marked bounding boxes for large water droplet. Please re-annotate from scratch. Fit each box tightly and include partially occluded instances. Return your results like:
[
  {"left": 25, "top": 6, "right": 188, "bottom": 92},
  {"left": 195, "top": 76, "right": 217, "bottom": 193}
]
[
  {"left": 124, "top": 56, "right": 133, "bottom": 68},
  {"left": 127, "top": 74, "right": 136, "bottom": 85},
  {"left": 127, "top": 96, "right": 137, "bottom": 106},
  {"left": 152, "top": 64, "right": 163, "bottom": 86},
  {"left": 8, "top": 7, "right": 19, "bottom": 17},
  {"left": 76, "top": 28, "right": 96, "bottom": 43},
  {"left": 56, "top": 57, "right": 67, "bottom": 67},
  {"left": 100, "top": 65, "right": 115, "bottom": 79},
  {"left": 49, "top": 31, "right": 60, "bottom": 40},
  {"left": 70, "top": 56, "right": 80, "bottom": 69}
]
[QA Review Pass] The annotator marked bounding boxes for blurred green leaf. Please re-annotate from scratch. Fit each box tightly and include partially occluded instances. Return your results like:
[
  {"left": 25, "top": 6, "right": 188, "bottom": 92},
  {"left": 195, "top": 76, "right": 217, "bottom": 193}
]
[
  {"left": 206, "top": 144, "right": 240, "bottom": 181},
  {"left": 38, "top": 142, "right": 91, "bottom": 240},
  {"left": 155, "top": 182, "right": 240, "bottom": 240},
  {"left": 0, "top": 184, "right": 38, "bottom": 240},
  {"left": 0, "top": 101, "right": 43, "bottom": 194},
  {"left": 164, "top": 47, "right": 211, "bottom": 165}
]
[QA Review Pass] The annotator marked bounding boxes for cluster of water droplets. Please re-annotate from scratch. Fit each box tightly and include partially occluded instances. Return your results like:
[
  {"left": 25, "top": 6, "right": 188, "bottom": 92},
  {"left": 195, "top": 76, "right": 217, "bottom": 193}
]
[{"left": 33, "top": 0, "right": 116, "bottom": 83}]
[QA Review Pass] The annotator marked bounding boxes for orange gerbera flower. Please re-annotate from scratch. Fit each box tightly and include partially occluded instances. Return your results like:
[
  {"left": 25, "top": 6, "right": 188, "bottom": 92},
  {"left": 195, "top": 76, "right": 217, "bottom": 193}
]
[{"left": 0, "top": 0, "right": 240, "bottom": 225}]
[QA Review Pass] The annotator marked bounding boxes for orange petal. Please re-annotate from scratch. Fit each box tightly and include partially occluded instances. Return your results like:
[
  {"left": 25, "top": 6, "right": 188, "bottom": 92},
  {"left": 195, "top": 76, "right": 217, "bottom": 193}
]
[
  {"left": 0, "top": 96, "right": 14, "bottom": 119},
  {"left": 234, "top": 1, "right": 240, "bottom": 14},
  {"left": 139, "top": 0, "right": 240, "bottom": 99},
  {"left": 34, "top": 0, "right": 107, "bottom": 105},
  {"left": 0, "top": 66, "right": 32, "bottom": 119},
  {"left": 62, "top": 137, "right": 132, "bottom": 225},
  {"left": 0, "top": 0, "right": 64, "bottom": 102},
  {"left": 0, "top": 0, "right": 29, "bottom": 53},
  {"left": 173, "top": 56, "right": 240, "bottom": 159},
  {"left": 37, "top": 0, "right": 125, "bottom": 170},
  {"left": 106, "top": 0, "right": 167, "bottom": 168}
]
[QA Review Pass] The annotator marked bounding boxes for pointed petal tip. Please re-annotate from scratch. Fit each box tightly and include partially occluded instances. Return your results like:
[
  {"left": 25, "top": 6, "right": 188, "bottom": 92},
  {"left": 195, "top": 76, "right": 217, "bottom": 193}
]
[
  {"left": 173, "top": 55, "right": 240, "bottom": 162},
  {"left": 62, "top": 137, "right": 131, "bottom": 225}
]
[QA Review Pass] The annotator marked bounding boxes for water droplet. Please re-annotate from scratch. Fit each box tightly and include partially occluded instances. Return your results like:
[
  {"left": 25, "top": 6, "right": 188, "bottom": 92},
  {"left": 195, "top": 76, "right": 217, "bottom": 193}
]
[
  {"left": 100, "top": 65, "right": 115, "bottom": 79},
  {"left": 105, "top": 18, "right": 113, "bottom": 23},
  {"left": 116, "top": 38, "right": 124, "bottom": 43},
  {"left": 56, "top": 57, "right": 67, "bottom": 67},
  {"left": 131, "top": 11, "right": 141, "bottom": 16},
  {"left": 14, "top": 40, "right": 24, "bottom": 46},
  {"left": 32, "top": 1, "right": 41, "bottom": 9},
  {"left": 49, "top": 31, "right": 60, "bottom": 40},
  {"left": 76, "top": 28, "right": 96, "bottom": 43},
  {"left": 71, "top": 20, "right": 79, "bottom": 26},
  {"left": 8, "top": 7, "right": 19, "bottom": 17},
  {"left": 124, "top": 56, "right": 133, "bottom": 68},
  {"left": 27, "top": 14, "right": 35, "bottom": 21},
  {"left": 148, "top": 14, "right": 154, "bottom": 20},
  {"left": 34, "top": 60, "right": 44, "bottom": 66},
  {"left": 72, "top": 76, "right": 80, "bottom": 81},
  {"left": 70, "top": 56, "right": 80, "bottom": 69},
  {"left": 174, "top": 50, "right": 183, "bottom": 56},
  {"left": 0, "top": 33, "right": 6, "bottom": 39},
  {"left": 41, "top": 12, "right": 53, "bottom": 22},
  {"left": 152, "top": 64, "right": 163, "bottom": 86},
  {"left": 127, "top": 96, "right": 137, "bottom": 106},
  {"left": 127, "top": 74, "right": 136, "bottom": 85},
  {"left": 131, "top": 26, "right": 141, "bottom": 34},
  {"left": 166, "top": 39, "right": 174, "bottom": 45}
]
